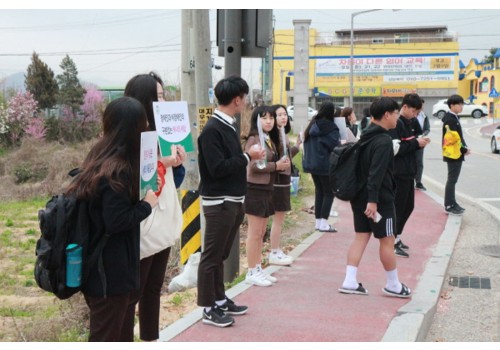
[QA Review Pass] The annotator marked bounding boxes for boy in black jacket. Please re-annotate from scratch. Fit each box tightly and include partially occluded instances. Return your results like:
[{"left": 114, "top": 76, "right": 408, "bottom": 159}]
[
  {"left": 389, "top": 93, "right": 429, "bottom": 258},
  {"left": 197, "top": 76, "right": 265, "bottom": 327},
  {"left": 339, "top": 97, "right": 412, "bottom": 299},
  {"left": 442, "top": 94, "right": 470, "bottom": 215}
]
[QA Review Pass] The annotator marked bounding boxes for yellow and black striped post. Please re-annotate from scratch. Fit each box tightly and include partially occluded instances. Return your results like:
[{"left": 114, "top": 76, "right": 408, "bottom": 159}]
[{"left": 180, "top": 190, "right": 201, "bottom": 265}]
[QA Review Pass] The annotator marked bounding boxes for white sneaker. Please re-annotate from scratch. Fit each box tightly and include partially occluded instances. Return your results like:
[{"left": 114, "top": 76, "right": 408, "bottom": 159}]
[
  {"left": 269, "top": 250, "right": 293, "bottom": 266},
  {"left": 329, "top": 210, "right": 339, "bottom": 217},
  {"left": 245, "top": 271, "right": 272, "bottom": 287},
  {"left": 262, "top": 271, "right": 277, "bottom": 283},
  {"left": 256, "top": 265, "right": 277, "bottom": 283}
]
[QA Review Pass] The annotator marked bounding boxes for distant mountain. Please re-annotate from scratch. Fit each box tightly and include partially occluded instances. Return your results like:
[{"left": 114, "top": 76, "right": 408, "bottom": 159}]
[
  {"left": 1, "top": 72, "right": 25, "bottom": 92},
  {"left": 1, "top": 72, "right": 123, "bottom": 94}
]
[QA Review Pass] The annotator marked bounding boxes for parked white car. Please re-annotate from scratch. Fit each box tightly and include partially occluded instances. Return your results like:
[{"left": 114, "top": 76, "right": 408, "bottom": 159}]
[
  {"left": 491, "top": 125, "right": 500, "bottom": 153},
  {"left": 432, "top": 99, "right": 488, "bottom": 119},
  {"left": 286, "top": 106, "right": 317, "bottom": 121}
]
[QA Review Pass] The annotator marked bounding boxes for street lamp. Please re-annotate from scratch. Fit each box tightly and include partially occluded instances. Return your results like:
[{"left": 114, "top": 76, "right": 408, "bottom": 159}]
[{"left": 349, "top": 9, "right": 382, "bottom": 108}]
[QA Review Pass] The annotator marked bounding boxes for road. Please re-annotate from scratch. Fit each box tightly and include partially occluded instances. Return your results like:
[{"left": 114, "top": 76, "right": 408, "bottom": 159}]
[{"left": 414, "top": 117, "right": 500, "bottom": 342}]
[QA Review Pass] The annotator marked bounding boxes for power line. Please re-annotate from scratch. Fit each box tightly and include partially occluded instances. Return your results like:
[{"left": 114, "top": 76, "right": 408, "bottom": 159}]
[{"left": 0, "top": 10, "right": 180, "bottom": 32}]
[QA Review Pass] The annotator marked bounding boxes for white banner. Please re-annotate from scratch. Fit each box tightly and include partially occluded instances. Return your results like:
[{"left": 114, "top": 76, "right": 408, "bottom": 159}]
[{"left": 316, "top": 54, "right": 455, "bottom": 81}]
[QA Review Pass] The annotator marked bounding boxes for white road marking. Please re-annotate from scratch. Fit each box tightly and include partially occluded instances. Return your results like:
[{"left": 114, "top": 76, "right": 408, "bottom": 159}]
[{"left": 476, "top": 198, "right": 500, "bottom": 202}]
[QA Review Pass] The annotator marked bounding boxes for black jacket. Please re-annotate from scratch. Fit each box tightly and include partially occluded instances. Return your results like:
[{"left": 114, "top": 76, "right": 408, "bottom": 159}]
[
  {"left": 302, "top": 119, "right": 340, "bottom": 176},
  {"left": 198, "top": 113, "right": 248, "bottom": 198},
  {"left": 83, "top": 177, "right": 152, "bottom": 297},
  {"left": 351, "top": 123, "right": 395, "bottom": 210},
  {"left": 389, "top": 117, "right": 420, "bottom": 180},
  {"left": 441, "top": 112, "right": 467, "bottom": 162}
]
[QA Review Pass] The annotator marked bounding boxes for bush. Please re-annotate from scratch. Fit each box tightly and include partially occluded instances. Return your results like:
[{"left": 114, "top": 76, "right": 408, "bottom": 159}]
[
  {"left": 13, "top": 163, "right": 48, "bottom": 184},
  {"left": 0, "top": 138, "right": 95, "bottom": 200},
  {"left": 44, "top": 110, "right": 101, "bottom": 143}
]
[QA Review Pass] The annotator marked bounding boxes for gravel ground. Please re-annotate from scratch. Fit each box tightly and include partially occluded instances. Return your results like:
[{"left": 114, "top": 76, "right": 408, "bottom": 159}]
[{"left": 424, "top": 183, "right": 500, "bottom": 342}]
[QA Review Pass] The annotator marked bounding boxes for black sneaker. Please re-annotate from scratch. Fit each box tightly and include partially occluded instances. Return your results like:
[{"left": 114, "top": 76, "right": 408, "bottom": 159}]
[
  {"left": 415, "top": 182, "right": 427, "bottom": 191},
  {"left": 394, "top": 244, "right": 409, "bottom": 258},
  {"left": 219, "top": 297, "right": 248, "bottom": 315},
  {"left": 445, "top": 205, "right": 463, "bottom": 216},
  {"left": 202, "top": 305, "right": 234, "bottom": 327},
  {"left": 396, "top": 240, "right": 409, "bottom": 250},
  {"left": 454, "top": 203, "right": 466, "bottom": 212}
]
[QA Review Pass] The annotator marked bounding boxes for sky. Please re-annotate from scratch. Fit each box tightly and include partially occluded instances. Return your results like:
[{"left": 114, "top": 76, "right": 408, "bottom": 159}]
[{"left": 1, "top": 2, "right": 499, "bottom": 91}]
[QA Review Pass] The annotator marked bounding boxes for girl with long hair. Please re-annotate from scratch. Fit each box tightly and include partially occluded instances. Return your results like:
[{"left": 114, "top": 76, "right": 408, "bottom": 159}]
[
  {"left": 123, "top": 72, "right": 186, "bottom": 341},
  {"left": 67, "top": 97, "right": 158, "bottom": 341},
  {"left": 244, "top": 105, "right": 290, "bottom": 287},
  {"left": 268, "top": 104, "right": 301, "bottom": 266},
  {"left": 302, "top": 102, "right": 340, "bottom": 232}
]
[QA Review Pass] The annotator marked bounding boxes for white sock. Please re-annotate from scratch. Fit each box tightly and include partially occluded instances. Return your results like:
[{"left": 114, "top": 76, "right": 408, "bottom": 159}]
[
  {"left": 320, "top": 218, "right": 329, "bottom": 230},
  {"left": 342, "top": 265, "right": 358, "bottom": 289},
  {"left": 385, "top": 268, "right": 402, "bottom": 292},
  {"left": 205, "top": 307, "right": 212, "bottom": 312},
  {"left": 395, "top": 236, "right": 401, "bottom": 244},
  {"left": 215, "top": 299, "right": 226, "bottom": 306},
  {"left": 315, "top": 219, "right": 321, "bottom": 229}
]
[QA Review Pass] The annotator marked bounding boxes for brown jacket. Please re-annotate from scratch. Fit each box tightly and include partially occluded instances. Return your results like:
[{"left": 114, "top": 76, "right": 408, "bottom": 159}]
[{"left": 244, "top": 135, "right": 279, "bottom": 185}]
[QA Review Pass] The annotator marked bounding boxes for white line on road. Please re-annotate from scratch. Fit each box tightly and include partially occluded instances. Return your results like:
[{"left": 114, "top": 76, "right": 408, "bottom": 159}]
[{"left": 476, "top": 198, "right": 500, "bottom": 202}]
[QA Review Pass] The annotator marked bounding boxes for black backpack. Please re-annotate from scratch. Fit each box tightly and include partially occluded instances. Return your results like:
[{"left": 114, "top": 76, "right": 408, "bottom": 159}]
[
  {"left": 34, "top": 170, "right": 109, "bottom": 299},
  {"left": 329, "top": 138, "right": 373, "bottom": 201}
]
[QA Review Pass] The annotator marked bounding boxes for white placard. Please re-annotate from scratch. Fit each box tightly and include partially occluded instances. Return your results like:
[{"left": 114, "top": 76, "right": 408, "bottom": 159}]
[
  {"left": 153, "top": 101, "right": 194, "bottom": 156},
  {"left": 334, "top": 117, "right": 348, "bottom": 143},
  {"left": 140, "top": 131, "right": 158, "bottom": 199}
]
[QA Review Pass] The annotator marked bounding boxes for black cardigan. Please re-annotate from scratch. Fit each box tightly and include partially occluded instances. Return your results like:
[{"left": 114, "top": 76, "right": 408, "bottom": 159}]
[
  {"left": 197, "top": 115, "right": 248, "bottom": 199},
  {"left": 82, "top": 177, "right": 152, "bottom": 297}
]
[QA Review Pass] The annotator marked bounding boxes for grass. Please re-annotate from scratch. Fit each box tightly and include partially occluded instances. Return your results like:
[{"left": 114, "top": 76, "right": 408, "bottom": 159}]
[
  {"left": 225, "top": 273, "right": 246, "bottom": 290},
  {"left": 0, "top": 307, "right": 34, "bottom": 317},
  {"left": 169, "top": 293, "right": 188, "bottom": 307}
]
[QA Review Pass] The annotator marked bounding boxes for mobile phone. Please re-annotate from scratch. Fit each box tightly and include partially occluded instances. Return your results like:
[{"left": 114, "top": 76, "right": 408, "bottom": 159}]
[{"left": 374, "top": 212, "right": 382, "bottom": 223}]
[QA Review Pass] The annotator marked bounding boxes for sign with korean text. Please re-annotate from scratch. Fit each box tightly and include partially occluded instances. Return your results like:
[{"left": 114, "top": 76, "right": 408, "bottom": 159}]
[
  {"left": 140, "top": 131, "right": 158, "bottom": 199},
  {"left": 153, "top": 101, "right": 194, "bottom": 156},
  {"left": 316, "top": 54, "right": 456, "bottom": 83},
  {"left": 318, "top": 86, "right": 380, "bottom": 97},
  {"left": 198, "top": 106, "right": 213, "bottom": 134},
  {"left": 382, "top": 85, "right": 417, "bottom": 97}
]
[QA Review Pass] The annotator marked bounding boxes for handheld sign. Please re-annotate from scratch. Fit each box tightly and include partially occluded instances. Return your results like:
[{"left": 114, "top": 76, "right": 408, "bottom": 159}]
[
  {"left": 279, "top": 126, "right": 287, "bottom": 157},
  {"left": 140, "top": 131, "right": 158, "bottom": 199},
  {"left": 256, "top": 115, "right": 267, "bottom": 169},
  {"left": 334, "top": 117, "right": 348, "bottom": 144},
  {"left": 153, "top": 101, "right": 194, "bottom": 156}
]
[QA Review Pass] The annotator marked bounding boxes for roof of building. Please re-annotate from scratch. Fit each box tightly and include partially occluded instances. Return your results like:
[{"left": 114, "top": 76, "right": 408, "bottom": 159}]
[{"left": 335, "top": 25, "right": 448, "bottom": 35}]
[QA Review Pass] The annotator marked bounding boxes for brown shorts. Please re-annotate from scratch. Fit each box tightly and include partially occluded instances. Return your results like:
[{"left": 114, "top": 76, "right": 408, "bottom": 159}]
[
  {"left": 245, "top": 184, "right": 275, "bottom": 218},
  {"left": 273, "top": 185, "right": 291, "bottom": 212}
]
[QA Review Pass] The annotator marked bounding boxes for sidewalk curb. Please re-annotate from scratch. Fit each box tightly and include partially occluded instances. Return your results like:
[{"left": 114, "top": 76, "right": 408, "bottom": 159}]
[
  {"left": 382, "top": 189, "right": 461, "bottom": 341},
  {"left": 159, "top": 230, "right": 323, "bottom": 342}
]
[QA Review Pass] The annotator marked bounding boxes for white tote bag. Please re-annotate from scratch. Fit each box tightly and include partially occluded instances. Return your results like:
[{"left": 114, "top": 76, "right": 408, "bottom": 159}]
[{"left": 140, "top": 168, "right": 182, "bottom": 259}]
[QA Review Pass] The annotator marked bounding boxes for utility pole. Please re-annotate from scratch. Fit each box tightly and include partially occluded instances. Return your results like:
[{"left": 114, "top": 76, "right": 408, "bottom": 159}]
[
  {"left": 180, "top": 9, "right": 198, "bottom": 190},
  {"left": 223, "top": 9, "right": 242, "bottom": 282},
  {"left": 193, "top": 10, "right": 212, "bottom": 108}
]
